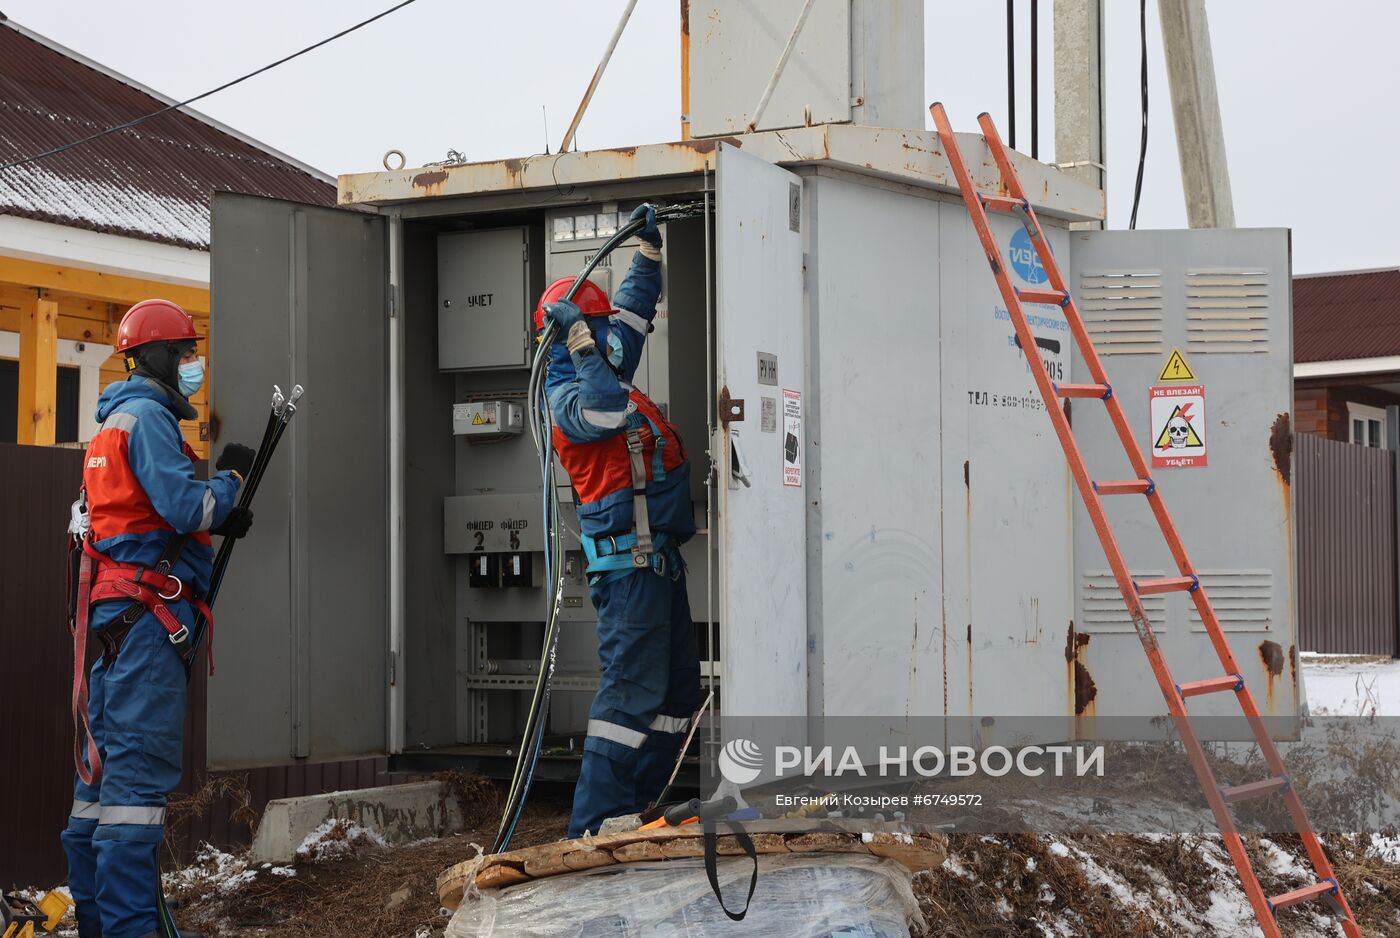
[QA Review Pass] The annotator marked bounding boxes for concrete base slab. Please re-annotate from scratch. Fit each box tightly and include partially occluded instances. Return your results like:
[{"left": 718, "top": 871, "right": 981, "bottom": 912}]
[{"left": 249, "top": 780, "right": 465, "bottom": 864}]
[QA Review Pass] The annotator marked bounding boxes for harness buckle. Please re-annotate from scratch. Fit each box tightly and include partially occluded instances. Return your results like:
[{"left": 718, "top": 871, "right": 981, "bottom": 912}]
[
  {"left": 157, "top": 574, "right": 183, "bottom": 601},
  {"left": 168, "top": 625, "right": 189, "bottom": 646}
]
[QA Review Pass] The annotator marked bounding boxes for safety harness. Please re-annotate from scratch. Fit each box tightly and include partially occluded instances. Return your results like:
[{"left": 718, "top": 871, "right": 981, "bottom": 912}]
[
  {"left": 67, "top": 493, "right": 211, "bottom": 785},
  {"left": 578, "top": 406, "right": 681, "bottom": 582}
]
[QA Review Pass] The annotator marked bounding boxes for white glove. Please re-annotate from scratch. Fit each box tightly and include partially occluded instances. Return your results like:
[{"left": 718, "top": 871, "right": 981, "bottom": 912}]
[{"left": 566, "top": 319, "right": 595, "bottom": 356}]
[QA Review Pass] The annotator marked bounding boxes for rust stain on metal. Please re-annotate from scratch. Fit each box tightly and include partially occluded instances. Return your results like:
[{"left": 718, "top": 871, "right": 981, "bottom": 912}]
[
  {"left": 1073, "top": 661, "right": 1097, "bottom": 716},
  {"left": 963, "top": 459, "right": 969, "bottom": 488},
  {"left": 941, "top": 604, "right": 948, "bottom": 740},
  {"left": 412, "top": 169, "right": 449, "bottom": 191},
  {"left": 966, "top": 622, "right": 974, "bottom": 713},
  {"left": 1288, "top": 643, "right": 1297, "bottom": 690},
  {"left": 1269, "top": 413, "right": 1293, "bottom": 485},
  {"left": 1259, "top": 640, "right": 1284, "bottom": 676},
  {"left": 1065, "top": 622, "right": 1096, "bottom": 715},
  {"left": 1259, "top": 639, "right": 1285, "bottom": 711}
]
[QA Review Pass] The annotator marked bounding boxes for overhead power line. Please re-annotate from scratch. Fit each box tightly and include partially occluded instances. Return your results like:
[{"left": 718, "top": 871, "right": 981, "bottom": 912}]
[{"left": 0, "top": 0, "right": 421, "bottom": 172}]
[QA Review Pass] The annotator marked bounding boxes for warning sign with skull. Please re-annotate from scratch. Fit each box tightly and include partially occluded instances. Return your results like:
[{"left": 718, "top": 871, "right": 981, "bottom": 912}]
[{"left": 1150, "top": 385, "right": 1207, "bottom": 468}]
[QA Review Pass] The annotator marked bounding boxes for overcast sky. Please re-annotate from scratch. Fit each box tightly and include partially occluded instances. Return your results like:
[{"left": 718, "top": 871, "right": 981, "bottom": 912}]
[{"left": 3, "top": 0, "right": 1396, "bottom": 274}]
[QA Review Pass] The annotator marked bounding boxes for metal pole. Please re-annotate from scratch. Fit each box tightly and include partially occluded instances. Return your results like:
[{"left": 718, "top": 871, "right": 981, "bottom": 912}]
[
  {"left": 1007, "top": 0, "right": 1016, "bottom": 149},
  {"left": 746, "top": 0, "right": 818, "bottom": 132},
  {"left": 559, "top": 0, "right": 639, "bottom": 153}
]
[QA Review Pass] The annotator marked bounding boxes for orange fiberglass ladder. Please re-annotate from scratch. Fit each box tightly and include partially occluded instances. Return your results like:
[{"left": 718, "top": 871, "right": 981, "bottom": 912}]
[{"left": 929, "top": 103, "right": 1361, "bottom": 938}]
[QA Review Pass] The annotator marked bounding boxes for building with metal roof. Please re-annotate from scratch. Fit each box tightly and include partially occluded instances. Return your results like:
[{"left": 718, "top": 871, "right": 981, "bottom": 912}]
[
  {"left": 1293, "top": 267, "right": 1400, "bottom": 445},
  {"left": 0, "top": 13, "right": 335, "bottom": 454}
]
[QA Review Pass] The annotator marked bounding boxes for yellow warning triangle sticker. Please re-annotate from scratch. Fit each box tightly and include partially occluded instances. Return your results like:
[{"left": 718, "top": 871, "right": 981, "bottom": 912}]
[
  {"left": 1154, "top": 404, "right": 1204, "bottom": 449},
  {"left": 471, "top": 414, "right": 485, "bottom": 425},
  {"left": 1157, "top": 348, "right": 1196, "bottom": 382}
]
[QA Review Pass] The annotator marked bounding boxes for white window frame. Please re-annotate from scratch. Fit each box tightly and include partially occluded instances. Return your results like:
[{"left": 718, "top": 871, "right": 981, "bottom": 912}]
[
  {"left": 0, "top": 331, "right": 115, "bottom": 442},
  {"left": 1346, "top": 401, "right": 1387, "bottom": 448}
]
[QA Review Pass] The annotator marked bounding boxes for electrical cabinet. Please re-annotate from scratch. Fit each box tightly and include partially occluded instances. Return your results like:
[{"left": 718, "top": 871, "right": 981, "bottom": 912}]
[
  {"left": 208, "top": 135, "right": 1295, "bottom": 772},
  {"left": 437, "top": 227, "right": 530, "bottom": 371}
]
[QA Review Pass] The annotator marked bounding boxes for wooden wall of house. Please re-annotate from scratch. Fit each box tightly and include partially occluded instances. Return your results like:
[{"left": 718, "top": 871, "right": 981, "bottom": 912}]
[{"left": 0, "top": 283, "right": 210, "bottom": 457}]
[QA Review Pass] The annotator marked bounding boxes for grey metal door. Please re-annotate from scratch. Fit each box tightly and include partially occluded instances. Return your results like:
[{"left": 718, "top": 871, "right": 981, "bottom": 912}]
[
  {"left": 1068, "top": 228, "right": 1296, "bottom": 722},
  {"left": 715, "top": 144, "right": 808, "bottom": 727},
  {"left": 207, "top": 192, "right": 389, "bottom": 768}
]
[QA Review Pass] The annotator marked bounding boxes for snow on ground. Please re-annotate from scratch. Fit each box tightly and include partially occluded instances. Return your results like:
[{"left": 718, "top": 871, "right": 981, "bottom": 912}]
[
  {"left": 932, "top": 833, "right": 1390, "bottom": 937},
  {"left": 294, "top": 817, "right": 389, "bottom": 862},
  {"left": 1301, "top": 653, "right": 1400, "bottom": 716}
]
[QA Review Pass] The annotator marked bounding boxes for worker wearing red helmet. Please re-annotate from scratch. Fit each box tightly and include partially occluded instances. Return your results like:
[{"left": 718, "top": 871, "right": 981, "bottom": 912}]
[
  {"left": 539, "top": 205, "right": 701, "bottom": 838},
  {"left": 61, "top": 299, "right": 255, "bottom": 938}
]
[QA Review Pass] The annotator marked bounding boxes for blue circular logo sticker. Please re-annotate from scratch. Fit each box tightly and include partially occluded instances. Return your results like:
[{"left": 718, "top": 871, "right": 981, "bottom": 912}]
[{"left": 1008, "top": 228, "right": 1048, "bottom": 284}]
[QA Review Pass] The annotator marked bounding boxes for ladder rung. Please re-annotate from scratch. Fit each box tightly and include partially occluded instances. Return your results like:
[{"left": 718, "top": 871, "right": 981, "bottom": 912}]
[
  {"left": 1177, "top": 673, "right": 1244, "bottom": 698},
  {"left": 1016, "top": 287, "right": 1070, "bottom": 307},
  {"left": 1267, "top": 879, "right": 1338, "bottom": 913},
  {"left": 1221, "top": 776, "right": 1290, "bottom": 803},
  {"left": 1054, "top": 383, "right": 1111, "bottom": 400},
  {"left": 1093, "top": 479, "right": 1154, "bottom": 496},
  {"left": 1134, "top": 575, "right": 1199, "bottom": 595},
  {"left": 980, "top": 195, "right": 1026, "bottom": 213}
]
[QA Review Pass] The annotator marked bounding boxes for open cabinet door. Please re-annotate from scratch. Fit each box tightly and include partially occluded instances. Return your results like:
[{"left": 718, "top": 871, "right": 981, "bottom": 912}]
[
  {"left": 207, "top": 193, "right": 389, "bottom": 768},
  {"left": 1068, "top": 228, "right": 1296, "bottom": 725},
  {"left": 715, "top": 144, "right": 808, "bottom": 732}
]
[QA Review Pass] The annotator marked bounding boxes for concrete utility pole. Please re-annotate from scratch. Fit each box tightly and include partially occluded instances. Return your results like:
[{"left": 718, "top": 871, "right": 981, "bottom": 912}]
[
  {"left": 1054, "top": 0, "right": 1106, "bottom": 227},
  {"left": 1158, "top": 0, "right": 1235, "bottom": 228}
]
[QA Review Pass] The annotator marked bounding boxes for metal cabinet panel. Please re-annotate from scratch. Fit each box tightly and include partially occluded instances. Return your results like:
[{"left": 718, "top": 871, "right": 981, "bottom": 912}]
[
  {"left": 686, "top": 0, "right": 851, "bottom": 136},
  {"left": 437, "top": 227, "right": 529, "bottom": 371},
  {"left": 938, "top": 200, "right": 1077, "bottom": 739},
  {"left": 715, "top": 144, "right": 808, "bottom": 727},
  {"left": 803, "top": 175, "right": 942, "bottom": 726},
  {"left": 208, "top": 192, "right": 388, "bottom": 768},
  {"left": 1068, "top": 228, "right": 1296, "bottom": 724}
]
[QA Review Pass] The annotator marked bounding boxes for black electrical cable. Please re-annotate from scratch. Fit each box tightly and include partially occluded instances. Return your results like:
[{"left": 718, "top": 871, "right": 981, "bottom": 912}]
[
  {"left": 1006, "top": 0, "right": 1016, "bottom": 150},
  {"left": 1030, "top": 0, "right": 1039, "bottom": 160},
  {"left": 1129, "top": 0, "right": 1149, "bottom": 229},
  {"left": 491, "top": 203, "right": 707, "bottom": 855},
  {"left": 0, "top": 0, "right": 421, "bottom": 172}
]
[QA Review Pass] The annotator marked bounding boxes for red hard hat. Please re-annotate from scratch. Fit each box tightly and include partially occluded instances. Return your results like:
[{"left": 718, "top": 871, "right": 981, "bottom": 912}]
[
  {"left": 533, "top": 277, "right": 613, "bottom": 331},
  {"left": 117, "top": 299, "right": 198, "bottom": 353}
]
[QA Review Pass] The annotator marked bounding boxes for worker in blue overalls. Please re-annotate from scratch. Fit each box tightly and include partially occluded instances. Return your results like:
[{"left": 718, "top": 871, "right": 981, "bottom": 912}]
[
  {"left": 62, "top": 299, "right": 255, "bottom": 938},
  {"left": 535, "top": 205, "right": 701, "bottom": 837}
]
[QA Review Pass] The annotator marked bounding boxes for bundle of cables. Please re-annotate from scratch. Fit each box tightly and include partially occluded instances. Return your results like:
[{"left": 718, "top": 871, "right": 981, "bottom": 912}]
[{"left": 492, "top": 201, "right": 708, "bottom": 853}]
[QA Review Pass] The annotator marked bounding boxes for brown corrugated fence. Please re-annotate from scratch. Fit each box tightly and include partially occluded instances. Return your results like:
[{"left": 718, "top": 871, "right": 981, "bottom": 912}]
[
  {"left": 1296, "top": 433, "right": 1398, "bottom": 656},
  {"left": 0, "top": 443, "right": 404, "bottom": 890}
]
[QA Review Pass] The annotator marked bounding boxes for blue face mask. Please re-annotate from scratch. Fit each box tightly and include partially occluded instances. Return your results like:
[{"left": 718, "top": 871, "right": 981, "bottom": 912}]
[
  {"left": 606, "top": 329, "right": 625, "bottom": 370},
  {"left": 178, "top": 358, "right": 205, "bottom": 397}
]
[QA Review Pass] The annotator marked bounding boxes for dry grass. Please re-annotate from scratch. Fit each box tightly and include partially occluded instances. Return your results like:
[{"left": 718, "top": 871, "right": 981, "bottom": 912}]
[{"left": 913, "top": 831, "right": 1400, "bottom": 937}]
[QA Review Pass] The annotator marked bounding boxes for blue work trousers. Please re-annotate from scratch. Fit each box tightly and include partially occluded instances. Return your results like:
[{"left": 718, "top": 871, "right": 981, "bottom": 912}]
[
  {"left": 60, "top": 601, "right": 190, "bottom": 938},
  {"left": 569, "top": 565, "right": 701, "bottom": 837}
]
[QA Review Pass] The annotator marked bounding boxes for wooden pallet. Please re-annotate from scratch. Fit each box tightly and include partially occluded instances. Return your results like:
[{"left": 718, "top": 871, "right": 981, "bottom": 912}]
[{"left": 437, "top": 820, "right": 948, "bottom": 911}]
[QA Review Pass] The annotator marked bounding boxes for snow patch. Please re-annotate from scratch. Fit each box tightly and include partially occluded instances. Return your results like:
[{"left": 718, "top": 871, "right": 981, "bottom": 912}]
[
  {"left": 1301, "top": 655, "right": 1400, "bottom": 716},
  {"left": 295, "top": 818, "right": 389, "bottom": 862}
]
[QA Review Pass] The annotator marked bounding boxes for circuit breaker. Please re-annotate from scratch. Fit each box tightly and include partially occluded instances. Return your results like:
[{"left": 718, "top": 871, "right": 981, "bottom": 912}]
[{"left": 453, "top": 400, "right": 523, "bottom": 438}]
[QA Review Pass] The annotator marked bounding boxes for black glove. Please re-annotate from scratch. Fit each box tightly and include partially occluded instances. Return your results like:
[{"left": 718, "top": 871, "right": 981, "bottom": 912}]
[
  {"left": 216, "top": 443, "right": 256, "bottom": 481},
  {"left": 212, "top": 505, "right": 254, "bottom": 539},
  {"left": 629, "top": 203, "right": 661, "bottom": 248}
]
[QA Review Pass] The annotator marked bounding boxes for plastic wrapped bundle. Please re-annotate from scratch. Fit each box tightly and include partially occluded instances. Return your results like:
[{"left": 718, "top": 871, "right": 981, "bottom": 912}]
[{"left": 446, "top": 853, "right": 922, "bottom": 938}]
